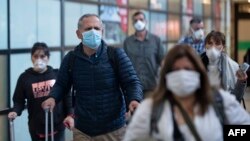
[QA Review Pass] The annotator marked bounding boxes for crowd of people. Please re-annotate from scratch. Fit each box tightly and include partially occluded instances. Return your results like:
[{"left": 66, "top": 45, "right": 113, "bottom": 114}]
[{"left": 8, "top": 11, "right": 250, "bottom": 141}]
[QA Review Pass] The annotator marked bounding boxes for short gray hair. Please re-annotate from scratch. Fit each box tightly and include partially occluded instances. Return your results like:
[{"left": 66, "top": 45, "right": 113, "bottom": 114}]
[{"left": 77, "top": 14, "right": 103, "bottom": 29}]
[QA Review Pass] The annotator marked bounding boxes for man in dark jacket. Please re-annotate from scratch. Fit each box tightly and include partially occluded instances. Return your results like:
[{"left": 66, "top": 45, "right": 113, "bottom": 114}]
[{"left": 42, "top": 14, "right": 143, "bottom": 141}]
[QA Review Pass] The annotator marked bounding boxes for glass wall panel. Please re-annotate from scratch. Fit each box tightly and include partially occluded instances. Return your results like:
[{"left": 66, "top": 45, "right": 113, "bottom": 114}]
[
  {"left": 150, "top": 0, "right": 167, "bottom": 11},
  {"left": 150, "top": 12, "right": 167, "bottom": 42},
  {"left": 0, "top": 0, "right": 7, "bottom": 49},
  {"left": 49, "top": 51, "right": 61, "bottom": 69},
  {"left": 214, "top": 0, "right": 221, "bottom": 18},
  {"left": 66, "top": 0, "right": 98, "bottom": 1},
  {"left": 203, "top": 0, "right": 212, "bottom": 17},
  {"left": 100, "top": 6, "right": 127, "bottom": 45},
  {"left": 220, "top": 0, "right": 225, "bottom": 20},
  {"left": 0, "top": 55, "right": 8, "bottom": 141},
  {"left": 38, "top": 0, "right": 60, "bottom": 46},
  {"left": 181, "top": 15, "right": 192, "bottom": 37},
  {"left": 168, "top": 0, "right": 180, "bottom": 13},
  {"left": 182, "top": 0, "right": 193, "bottom": 14},
  {"left": 10, "top": 0, "right": 37, "bottom": 48},
  {"left": 204, "top": 18, "right": 212, "bottom": 35},
  {"left": 128, "top": 10, "right": 149, "bottom": 36},
  {"left": 193, "top": 0, "right": 203, "bottom": 16},
  {"left": 11, "top": 0, "right": 61, "bottom": 48},
  {"left": 64, "top": 2, "right": 98, "bottom": 46},
  {"left": 220, "top": 19, "right": 225, "bottom": 33},
  {"left": 163, "top": 43, "right": 167, "bottom": 53},
  {"left": 10, "top": 53, "right": 32, "bottom": 141},
  {"left": 167, "top": 42, "right": 176, "bottom": 52},
  {"left": 129, "top": 0, "right": 148, "bottom": 9},
  {"left": 167, "top": 15, "right": 180, "bottom": 41},
  {"left": 100, "top": 0, "right": 127, "bottom": 5},
  {"left": 214, "top": 19, "right": 221, "bottom": 31}
]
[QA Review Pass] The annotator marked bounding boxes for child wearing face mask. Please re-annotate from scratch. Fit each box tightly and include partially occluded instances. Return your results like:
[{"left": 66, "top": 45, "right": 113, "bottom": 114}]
[
  {"left": 8, "top": 42, "right": 73, "bottom": 141},
  {"left": 200, "top": 31, "right": 248, "bottom": 102},
  {"left": 123, "top": 44, "right": 250, "bottom": 141}
]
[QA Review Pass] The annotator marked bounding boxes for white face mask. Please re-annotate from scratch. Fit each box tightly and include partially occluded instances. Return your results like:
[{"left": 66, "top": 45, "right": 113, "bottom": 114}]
[
  {"left": 166, "top": 70, "right": 200, "bottom": 97},
  {"left": 206, "top": 47, "right": 221, "bottom": 63},
  {"left": 193, "top": 29, "right": 204, "bottom": 40},
  {"left": 134, "top": 20, "right": 146, "bottom": 31},
  {"left": 33, "top": 59, "right": 47, "bottom": 73}
]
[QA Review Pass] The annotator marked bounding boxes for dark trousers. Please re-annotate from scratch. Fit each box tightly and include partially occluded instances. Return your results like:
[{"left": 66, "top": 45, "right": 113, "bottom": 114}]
[{"left": 29, "top": 129, "right": 65, "bottom": 141}]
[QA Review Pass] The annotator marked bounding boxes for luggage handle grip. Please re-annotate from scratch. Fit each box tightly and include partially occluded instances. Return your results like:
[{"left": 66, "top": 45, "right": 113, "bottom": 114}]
[
  {"left": 44, "top": 108, "right": 54, "bottom": 141},
  {"left": 9, "top": 119, "right": 15, "bottom": 141}
]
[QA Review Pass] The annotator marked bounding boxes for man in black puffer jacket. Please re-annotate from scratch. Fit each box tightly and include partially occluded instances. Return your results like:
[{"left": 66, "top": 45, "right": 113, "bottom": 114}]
[{"left": 42, "top": 14, "right": 143, "bottom": 141}]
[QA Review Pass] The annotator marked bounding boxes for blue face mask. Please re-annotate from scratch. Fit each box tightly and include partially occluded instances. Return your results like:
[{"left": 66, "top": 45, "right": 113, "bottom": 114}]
[{"left": 82, "top": 29, "right": 102, "bottom": 50}]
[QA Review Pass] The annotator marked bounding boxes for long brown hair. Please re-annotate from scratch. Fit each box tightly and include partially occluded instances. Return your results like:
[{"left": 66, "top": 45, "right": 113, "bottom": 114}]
[{"left": 151, "top": 44, "right": 212, "bottom": 115}]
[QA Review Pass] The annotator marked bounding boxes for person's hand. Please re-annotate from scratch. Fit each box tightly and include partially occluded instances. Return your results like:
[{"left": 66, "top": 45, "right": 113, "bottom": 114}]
[
  {"left": 41, "top": 97, "right": 55, "bottom": 112},
  {"left": 8, "top": 112, "right": 17, "bottom": 120},
  {"left": 63, "top": 115, "right": 74, "bottom": 130},
  {"left": 125, "top": 111, "right": 131, "bottom": 121},
  {"left": 129, "top": 100, "right": 140, "bottom": 114},
  {"left": 236, "top": 70, "right": 248, "bottom": 82}
]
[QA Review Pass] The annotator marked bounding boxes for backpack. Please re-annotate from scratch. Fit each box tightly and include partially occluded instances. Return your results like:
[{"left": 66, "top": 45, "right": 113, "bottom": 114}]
[
  {"left": 150, "top": 89, "right": 226, "bottom": 139},
  {"left": 67, "top": 46, "right": 122, "bottom": 107}
]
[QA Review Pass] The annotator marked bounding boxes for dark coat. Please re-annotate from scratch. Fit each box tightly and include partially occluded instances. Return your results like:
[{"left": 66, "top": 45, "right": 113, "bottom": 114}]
[
  {"left": 50, "top": 41, "right": 143, "bottom": 136},
  {"left": 12, "top": 66, "right": 70, "bottom": 134}
]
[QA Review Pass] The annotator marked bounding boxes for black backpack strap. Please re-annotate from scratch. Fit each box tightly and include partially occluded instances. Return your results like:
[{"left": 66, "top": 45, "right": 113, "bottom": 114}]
[
  {"left": 212, "top": 88, "right": 227, "bottom": 125},
  {"left": 150, "top": 100, "right": 187, "bottom": 141},
  {"left": 169, "top": 100, "right": 185, "bottom": 141},
  {"left": 107, "top": 46, "right": 118, "bottom": 73},
  {"left": 150, "top": 102, "right": 164, "bottom": 136},
  {"left": 173, "top": 99, "right": 202, "bottom": 141},
  {"left": 67, "top": 51, "right": 76, "bottom": 107},
  {"left": 68, "top": 51, "right": 75, "bottom": 73}
]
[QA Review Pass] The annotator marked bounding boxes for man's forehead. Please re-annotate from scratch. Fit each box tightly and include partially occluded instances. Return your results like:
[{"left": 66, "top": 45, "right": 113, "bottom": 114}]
[
  {"left": 133, "top": 14, "right": 145, "bottom": 20},
  {"left": 33, "top": 50, "right": 45, "bottom": 55},
  {"left": 191, "top": 22, "right": 203, "bottom": 29},
  {"left": 82, "top": 16, "right": 101, "bottom": 23},
  {"left": 81, "top": 16, "right": 102, "bottom": 27}
]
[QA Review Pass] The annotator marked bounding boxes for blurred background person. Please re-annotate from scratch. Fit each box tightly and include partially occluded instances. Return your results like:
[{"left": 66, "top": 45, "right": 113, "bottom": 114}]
[
  {"left": 179, "top": 17, "right": 205, "bottom": 55},
  {"left": 124, "top": 11, "right": 165, "bottom": 98},
  {"left": 201, "top": 31, "right": 248, "bottom": 102},
  {"left": 123, "top": 44, "right": 250, "bottom": 141},
  {"left": 8, "top": 42, "right": 71, "bottom": 141}
]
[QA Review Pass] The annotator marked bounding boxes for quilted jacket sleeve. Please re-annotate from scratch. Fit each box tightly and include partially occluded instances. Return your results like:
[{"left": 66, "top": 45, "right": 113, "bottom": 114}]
[
  {"left": 49, "top": 52, "right": 73, "bottom": 103},
  {"left": 114, "top": 47, "right": 143, "bottom": 103}
]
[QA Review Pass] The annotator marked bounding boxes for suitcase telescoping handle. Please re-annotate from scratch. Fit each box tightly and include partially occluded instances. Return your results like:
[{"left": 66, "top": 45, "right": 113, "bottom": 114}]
[
  {"left": 9, "top": 119, "right": 15, "bottom": 141},
  {"left": 44, "top": 108, "right": 54, "bottom": 141}
]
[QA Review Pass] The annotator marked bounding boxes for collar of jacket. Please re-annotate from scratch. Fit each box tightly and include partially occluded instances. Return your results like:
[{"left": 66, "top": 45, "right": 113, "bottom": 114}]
[{"left": 74, "top": 40, "right": 107, "bottom": 58}]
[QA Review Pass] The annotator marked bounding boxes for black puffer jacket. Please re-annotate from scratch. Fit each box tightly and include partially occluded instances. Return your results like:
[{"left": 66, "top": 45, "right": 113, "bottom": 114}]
[{"left": 50, "top": 41, "right": 143, "bottom": 136}]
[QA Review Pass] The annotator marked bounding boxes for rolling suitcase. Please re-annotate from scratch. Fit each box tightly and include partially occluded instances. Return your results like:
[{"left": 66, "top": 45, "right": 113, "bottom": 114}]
[
  {"left": 44, "top": 108, "right": 54, "bottom": 141},
  {"left": 9, "top": 119, "right": 15, "bottom": 141}
]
